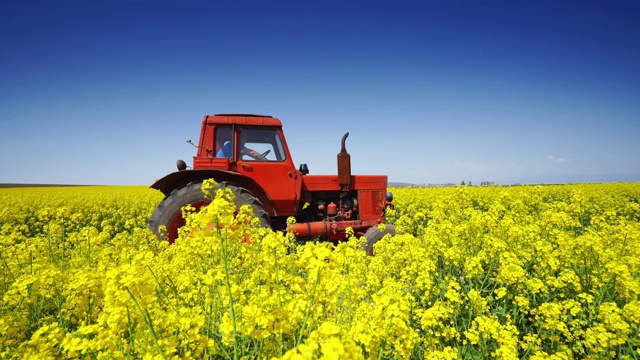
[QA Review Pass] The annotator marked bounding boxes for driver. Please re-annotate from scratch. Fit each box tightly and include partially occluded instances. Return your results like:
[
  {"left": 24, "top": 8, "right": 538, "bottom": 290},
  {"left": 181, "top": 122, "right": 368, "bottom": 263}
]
[{"left": 216, "top": 130, "right": 267, "bottom": 161}]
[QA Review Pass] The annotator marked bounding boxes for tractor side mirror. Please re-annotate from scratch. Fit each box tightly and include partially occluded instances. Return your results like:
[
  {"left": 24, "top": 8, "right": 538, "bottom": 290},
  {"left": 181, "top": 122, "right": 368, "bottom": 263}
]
[
  {"left": 385, "top": 192, "right": 394, "bottom": 210},
  {"left": 177, "top": 159, "right": 187, "bottom": 171},
  {"left": 299, "top": 163, "right": 309, "bottom": 175}
]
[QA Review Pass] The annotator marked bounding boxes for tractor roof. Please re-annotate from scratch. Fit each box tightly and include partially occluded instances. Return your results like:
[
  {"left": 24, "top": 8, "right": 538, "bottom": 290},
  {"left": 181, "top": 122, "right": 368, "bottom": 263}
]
[{"left": 205, "top": 114, "right": 281, "bottom": 127}]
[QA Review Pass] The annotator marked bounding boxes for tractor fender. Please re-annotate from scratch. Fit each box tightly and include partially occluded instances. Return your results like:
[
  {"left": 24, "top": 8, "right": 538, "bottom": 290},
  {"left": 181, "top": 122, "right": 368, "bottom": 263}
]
[{"left": 150, "top": 169, "right": 275, "bottom": 216}]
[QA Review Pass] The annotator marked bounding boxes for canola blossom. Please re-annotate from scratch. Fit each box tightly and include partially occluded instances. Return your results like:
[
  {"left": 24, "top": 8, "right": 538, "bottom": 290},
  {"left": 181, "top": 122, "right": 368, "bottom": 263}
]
[{"left": 1, "top": 182, "right": 639, "bottom": 359}]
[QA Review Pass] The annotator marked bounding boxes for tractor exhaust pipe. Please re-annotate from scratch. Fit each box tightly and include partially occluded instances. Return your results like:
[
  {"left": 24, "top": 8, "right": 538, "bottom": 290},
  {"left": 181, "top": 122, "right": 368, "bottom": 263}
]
[{"left": 337, "top": 132, "right": 351, "bottom": 192}]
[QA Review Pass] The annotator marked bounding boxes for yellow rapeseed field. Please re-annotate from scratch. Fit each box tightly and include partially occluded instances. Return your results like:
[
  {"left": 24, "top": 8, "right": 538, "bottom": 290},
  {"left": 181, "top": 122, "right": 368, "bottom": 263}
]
[{"left": 1, "top": 182, "right": 639, "bottom": 359}]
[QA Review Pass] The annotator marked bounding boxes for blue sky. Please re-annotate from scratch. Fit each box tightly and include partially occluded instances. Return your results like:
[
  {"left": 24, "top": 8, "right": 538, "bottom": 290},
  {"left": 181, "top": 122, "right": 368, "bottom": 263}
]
[{"left": 1, "top": 0, "right": 639, "bottom": 186}]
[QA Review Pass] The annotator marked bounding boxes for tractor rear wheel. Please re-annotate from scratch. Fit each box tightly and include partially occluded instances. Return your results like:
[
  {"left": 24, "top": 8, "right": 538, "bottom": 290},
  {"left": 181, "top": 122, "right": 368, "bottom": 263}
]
[
  {"left": 363, "top": 224, "right": 396, "bottom": 256},
  {"left": 148, "top": 181, "right": 271, "bottom": 243}
]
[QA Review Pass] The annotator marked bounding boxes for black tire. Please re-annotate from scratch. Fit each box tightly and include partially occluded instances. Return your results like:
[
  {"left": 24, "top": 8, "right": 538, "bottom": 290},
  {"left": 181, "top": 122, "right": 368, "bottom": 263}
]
[
  {"left": 148, "top": 181, "right": 271, "bottom": 242},
  {"left": 363, "top": 224, "right": 396, "bottom": 256}
]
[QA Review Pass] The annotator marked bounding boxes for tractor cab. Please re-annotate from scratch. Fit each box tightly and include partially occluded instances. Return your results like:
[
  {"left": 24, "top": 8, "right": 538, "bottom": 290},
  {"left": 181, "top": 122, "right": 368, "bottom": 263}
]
[{"left": 191, "top": 115, "right": 302, "bottom": 216}]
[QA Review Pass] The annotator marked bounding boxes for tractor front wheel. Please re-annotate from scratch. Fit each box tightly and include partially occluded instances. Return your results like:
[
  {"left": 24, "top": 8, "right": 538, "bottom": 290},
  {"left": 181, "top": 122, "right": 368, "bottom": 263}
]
[
  {"left": 363, "top": 224, "right": 396, "bottom": 256},
  {"left": 148, "top": 181, "right": 271, "bottom": 243}
]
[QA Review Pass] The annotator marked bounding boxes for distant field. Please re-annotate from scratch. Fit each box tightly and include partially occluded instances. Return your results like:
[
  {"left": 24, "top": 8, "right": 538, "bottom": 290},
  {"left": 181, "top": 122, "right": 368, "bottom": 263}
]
[{"left": 0, "top": 183, "right": 94, "bottom": 188}]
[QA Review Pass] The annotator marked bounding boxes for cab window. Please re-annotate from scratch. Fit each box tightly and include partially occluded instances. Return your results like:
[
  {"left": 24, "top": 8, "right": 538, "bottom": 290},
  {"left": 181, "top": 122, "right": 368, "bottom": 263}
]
[
  {"left": 215, "top": 126, "right": 232, "bottom": 158},
  {"left": 239, "top": 128, "right": 286, "bottom": 162}
]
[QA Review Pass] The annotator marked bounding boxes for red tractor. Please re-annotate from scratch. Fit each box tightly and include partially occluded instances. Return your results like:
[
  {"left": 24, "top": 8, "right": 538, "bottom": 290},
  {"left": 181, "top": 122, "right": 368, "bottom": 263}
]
[{"left": 148, "top": 114, "right": 395, "bottom": 254}]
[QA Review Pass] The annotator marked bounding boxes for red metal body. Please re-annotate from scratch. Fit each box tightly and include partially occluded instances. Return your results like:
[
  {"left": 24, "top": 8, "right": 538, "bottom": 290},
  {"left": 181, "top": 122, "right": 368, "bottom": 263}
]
[{"left": 151, "top": 114, "right": 390, "bottom": 240}]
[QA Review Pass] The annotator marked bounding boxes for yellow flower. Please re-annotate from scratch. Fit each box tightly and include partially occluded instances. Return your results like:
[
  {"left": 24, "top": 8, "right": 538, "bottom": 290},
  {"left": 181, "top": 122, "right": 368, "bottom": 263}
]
[{"left": 2, "top": 182, "right": 639, "bottom": 359}]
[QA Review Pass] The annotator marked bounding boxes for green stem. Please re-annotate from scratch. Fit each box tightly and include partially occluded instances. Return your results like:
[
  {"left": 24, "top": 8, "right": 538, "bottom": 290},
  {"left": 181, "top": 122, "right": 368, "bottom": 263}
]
[
  {"left": 273, "top": 247, "right": 285, "bottom": 356},
  {"left": 221, "top": 233, "right": 239, "bottom": 360},
  {"left": 125, "top": 286, "right": 167, "bottom": 360},
  {"left": 0, "top": 253, "right": 15, "bottom": 282},
  {"left": 147, "top": 265, "right": 177, "bottom": 312},
  {"left": 296, "top": 268, "right": 321, "bottom": 347},
  {"left": 345, "top": 262, "right": 353, "bottom": 326},
  {"left": 377, "top": 318, "right": 393, "bottom": 360}
]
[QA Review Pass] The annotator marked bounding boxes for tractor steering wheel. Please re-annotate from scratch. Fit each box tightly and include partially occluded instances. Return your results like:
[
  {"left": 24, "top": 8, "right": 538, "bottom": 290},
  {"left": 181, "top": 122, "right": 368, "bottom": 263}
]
[{"left": 261, "top": 149, "right": 271, "bottom": 158}]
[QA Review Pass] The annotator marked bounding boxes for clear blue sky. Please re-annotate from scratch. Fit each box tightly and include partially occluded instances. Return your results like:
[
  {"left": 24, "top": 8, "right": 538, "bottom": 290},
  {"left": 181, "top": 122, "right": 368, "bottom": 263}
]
[{"left": 1, "top": 0, "right": 639, "bottom": 185}]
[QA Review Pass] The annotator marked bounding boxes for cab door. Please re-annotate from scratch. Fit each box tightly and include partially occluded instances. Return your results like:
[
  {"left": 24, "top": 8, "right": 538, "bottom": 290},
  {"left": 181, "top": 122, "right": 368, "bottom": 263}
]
[{"left": 236, "top": 127, "right": 300, "bottom": 216}]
